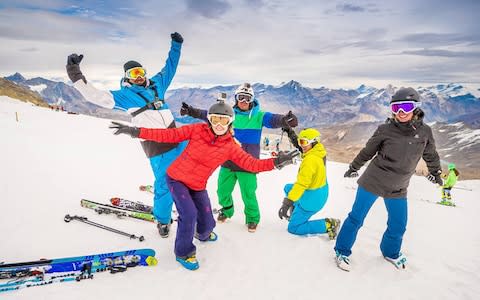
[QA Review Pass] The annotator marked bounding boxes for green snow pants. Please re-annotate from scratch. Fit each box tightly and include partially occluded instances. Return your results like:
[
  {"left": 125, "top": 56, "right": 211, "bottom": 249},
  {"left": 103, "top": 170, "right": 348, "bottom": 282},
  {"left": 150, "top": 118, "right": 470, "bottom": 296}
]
[{"left": 217, "top": 167, "right": 260, "bottom": 224}]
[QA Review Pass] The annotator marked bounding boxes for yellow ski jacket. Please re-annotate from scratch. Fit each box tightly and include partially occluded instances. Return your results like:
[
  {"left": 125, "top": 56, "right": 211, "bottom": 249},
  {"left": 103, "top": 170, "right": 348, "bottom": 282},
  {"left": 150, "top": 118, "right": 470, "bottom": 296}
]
[{"left": 287, "top": 143, "right": 327, "bottom": 201}]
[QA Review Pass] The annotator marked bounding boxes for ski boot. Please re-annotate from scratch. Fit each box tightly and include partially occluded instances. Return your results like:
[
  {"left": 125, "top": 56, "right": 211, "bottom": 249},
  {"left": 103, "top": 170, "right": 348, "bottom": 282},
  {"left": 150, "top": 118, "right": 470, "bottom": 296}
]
[
  {"left": 384, "top": 252, "right": 407, "bottom": 269},
  {"left": 247, "top": 222, "right": 257, "bottom": 233},
  {"left": 217, "top": 208, "right": 230, "bottom": 223},
  {"left": 195, "top": 231, "right": 218, "bottom": 242},
  {"left": 157, "top": 220, "right": 172, "bottom": 238},
  {"left": 176, "top": 254, "right": 199, "bottom": 271},
  {"left": 335, "top": 251, "right": 351, "bottom": 272},
  {"left": 326, "top": 218, "right": 341, "bottom": 240}
]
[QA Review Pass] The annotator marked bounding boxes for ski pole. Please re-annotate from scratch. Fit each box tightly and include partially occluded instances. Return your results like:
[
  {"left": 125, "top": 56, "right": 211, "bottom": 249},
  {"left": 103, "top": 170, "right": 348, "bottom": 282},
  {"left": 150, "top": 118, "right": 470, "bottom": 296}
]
[
  {"left": 64, "top": 214, "right": 145, "bottom": 242},
  {"left": 452, "top": 186, "right": 472, "bottom": 191}
]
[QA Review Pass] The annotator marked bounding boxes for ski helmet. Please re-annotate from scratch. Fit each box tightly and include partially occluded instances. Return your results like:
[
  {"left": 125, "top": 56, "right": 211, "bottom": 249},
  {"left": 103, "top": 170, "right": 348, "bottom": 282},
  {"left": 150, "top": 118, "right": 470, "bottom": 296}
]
[
  {"left": 297, "top": 128, "right": 321, "bottom": 147},
  {"left": 123, "top": 60, "right": 143, "bottom": 72},
  {"left": 208, "top": 93, "right": 234, "bottom": 117},
  {"left": 235, "top": 83, "right": 254, "bottom": 98},
  {"left": 448, "top": 163, "right": 456, "bottom": 170},
  {"left": 391, "top": 87, "right": 420, "bottom": 103}
]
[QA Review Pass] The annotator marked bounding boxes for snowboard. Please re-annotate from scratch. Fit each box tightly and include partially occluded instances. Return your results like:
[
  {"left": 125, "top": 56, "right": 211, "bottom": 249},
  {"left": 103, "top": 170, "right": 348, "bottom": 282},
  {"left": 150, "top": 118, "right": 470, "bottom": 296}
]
[
  {"left": 0, "top": 248, "right": 157, "bottom": 293},
  {"left": 80, "top": 199, "right": 155, "bottom": 222}
]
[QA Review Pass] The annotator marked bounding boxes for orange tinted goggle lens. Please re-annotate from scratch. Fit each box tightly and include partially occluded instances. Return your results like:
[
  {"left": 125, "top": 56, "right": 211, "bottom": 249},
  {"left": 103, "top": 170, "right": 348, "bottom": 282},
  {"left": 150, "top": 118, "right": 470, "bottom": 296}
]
[
  {"left": 210, "top": 115, "right": 231, "bottom": 126},
  {"left": 126, "top": 67, "right": 146, "bottom": 78},
  {"left": 298, "top": 138, "right": 310, "bottom": 146}
]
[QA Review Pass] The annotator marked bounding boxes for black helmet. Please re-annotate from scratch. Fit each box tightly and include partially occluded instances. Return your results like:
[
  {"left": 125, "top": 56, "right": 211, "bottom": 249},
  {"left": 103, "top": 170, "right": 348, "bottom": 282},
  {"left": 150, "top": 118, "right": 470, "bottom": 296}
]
[
  {"left": 208, "top": 93, "right": 234, "bottom": 117},
  {"left": 123, "top": 60, "right": 142, "bottom": 72},
  {"left": 391, "top": 87, "right": 420, "bottom": 103}
]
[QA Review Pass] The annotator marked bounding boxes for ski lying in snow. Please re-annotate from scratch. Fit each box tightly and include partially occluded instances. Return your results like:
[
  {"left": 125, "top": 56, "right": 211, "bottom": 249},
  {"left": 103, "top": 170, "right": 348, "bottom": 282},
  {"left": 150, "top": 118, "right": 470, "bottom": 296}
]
[
  {"left": 0, "top": 249, "right": 157, "bottom": 293},
  {"left": 139, "top": 185, "right": 154, "bottom": 194},
  {"left": 81, "top": 199, "right": 155, "bottom": 222},
  {"left": 110, "top": 197, "right": 153, "bottom": 213},
  {"left": 109, "top": 198, "right": 179, "bottom": 219}
]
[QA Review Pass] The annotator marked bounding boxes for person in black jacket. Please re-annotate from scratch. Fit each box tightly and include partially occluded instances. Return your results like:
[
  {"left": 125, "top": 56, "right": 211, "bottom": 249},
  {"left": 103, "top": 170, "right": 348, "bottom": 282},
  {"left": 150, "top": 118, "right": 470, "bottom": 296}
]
[{"left": 334, "top": 87, "right": 442, "bottom": 271}]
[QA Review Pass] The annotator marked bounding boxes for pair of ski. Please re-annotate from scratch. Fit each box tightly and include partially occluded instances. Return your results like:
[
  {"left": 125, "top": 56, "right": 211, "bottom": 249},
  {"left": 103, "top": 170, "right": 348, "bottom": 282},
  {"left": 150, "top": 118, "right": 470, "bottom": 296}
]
[{"left": 0, "top": 249, "right": 157, "bottom": 293}]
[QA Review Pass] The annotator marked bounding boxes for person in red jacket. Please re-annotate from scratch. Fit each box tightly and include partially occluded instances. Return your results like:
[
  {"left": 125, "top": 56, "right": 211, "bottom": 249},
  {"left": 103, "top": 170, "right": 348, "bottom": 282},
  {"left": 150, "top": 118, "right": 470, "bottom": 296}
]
[{"left": 109, "top": 93, "right": 299, "bottom": 271}]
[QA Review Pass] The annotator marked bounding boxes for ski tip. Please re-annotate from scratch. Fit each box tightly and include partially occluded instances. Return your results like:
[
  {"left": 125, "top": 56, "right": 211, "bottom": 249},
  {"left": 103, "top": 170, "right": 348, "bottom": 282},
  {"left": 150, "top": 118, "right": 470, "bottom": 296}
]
[{"left": 146, "top": 256, "right": 158, "bottom": 266}]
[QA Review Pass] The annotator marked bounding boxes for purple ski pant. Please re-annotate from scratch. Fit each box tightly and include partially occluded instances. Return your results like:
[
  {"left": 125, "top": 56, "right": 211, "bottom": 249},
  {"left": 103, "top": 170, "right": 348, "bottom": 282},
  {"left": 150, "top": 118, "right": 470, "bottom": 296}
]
[{"left": 166, "top": 175, "right": 216, "bottom": 258}]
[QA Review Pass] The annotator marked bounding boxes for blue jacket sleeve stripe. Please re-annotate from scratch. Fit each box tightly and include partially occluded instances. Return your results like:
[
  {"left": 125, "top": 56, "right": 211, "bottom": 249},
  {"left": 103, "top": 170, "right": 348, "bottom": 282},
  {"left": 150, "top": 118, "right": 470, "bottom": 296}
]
[{"left": 262, "top": 112, "right": 284, "bottom": 129}]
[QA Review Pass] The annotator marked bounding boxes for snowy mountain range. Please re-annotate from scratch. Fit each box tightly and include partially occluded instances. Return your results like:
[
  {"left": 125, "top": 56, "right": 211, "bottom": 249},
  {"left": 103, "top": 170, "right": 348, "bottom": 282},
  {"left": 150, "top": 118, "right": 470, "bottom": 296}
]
[
  {"left": 2, "top": 74, "right": 479, "bottom": 178},
  {"left": 167, "top": 80, "right": 480, "bottom": 128},
  {"left": 4, "top": 73, "right": 480, "bottom": 127}
]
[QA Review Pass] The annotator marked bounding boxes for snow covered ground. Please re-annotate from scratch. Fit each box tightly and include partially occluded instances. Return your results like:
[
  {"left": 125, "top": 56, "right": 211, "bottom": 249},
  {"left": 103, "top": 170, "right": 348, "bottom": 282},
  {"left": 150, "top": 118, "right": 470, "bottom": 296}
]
[{"left": 1, "top": 96, "right": 479, "bottom": 300}]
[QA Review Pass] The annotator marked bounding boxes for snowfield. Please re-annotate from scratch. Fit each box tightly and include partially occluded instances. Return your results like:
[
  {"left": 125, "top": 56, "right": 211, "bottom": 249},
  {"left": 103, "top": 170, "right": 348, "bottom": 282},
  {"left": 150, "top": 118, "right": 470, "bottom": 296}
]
[{"left": 1, "top": 96, "right": 479, "bottom": 300}]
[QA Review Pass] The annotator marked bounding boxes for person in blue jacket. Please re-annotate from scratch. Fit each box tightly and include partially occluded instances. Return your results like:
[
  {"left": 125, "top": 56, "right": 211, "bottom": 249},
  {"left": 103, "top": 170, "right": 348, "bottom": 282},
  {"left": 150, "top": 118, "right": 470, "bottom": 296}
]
[{"left": 66, "top": 32, "right": 185, "bottom": 238}]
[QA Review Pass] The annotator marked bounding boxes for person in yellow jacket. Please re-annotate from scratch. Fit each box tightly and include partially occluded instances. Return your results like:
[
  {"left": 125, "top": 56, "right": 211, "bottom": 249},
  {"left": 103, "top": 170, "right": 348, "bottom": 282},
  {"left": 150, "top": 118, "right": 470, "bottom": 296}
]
[
  {"left": 278, "top": 128, "right": 341, "bottom": 239},
  {"left": 440, "top": 163, "right": 459, "bottom": 206}
]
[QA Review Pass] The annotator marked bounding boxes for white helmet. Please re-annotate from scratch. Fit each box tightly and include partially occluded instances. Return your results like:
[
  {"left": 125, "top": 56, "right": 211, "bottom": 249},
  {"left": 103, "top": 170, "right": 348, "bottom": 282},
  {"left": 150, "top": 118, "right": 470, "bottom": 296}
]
[{"left": 234, "top": 83, "right": 254, "bottom": 98}]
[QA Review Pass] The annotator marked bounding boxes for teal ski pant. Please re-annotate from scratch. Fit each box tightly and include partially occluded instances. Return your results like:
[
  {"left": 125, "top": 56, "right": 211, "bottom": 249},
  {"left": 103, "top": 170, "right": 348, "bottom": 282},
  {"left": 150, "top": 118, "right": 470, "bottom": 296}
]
[
  {"left": 149, "top": 142, "right": 187, "bottom": 224},
  {"left": 334, "top": 186, "right": 408, "bottom": 259},
  {"left": 284, "top": 184, "right": 329, "bottom": 235}
]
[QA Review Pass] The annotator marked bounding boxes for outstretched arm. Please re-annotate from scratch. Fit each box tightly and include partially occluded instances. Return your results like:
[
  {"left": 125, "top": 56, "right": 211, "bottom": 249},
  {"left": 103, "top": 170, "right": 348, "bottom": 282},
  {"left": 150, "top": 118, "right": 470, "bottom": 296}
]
[
  {"left": 180, "top": 102, "right": 208, "bottom": 122},
  {"left": 350, "top": 127, "right": 384, "bottom": 171},
  {"left": 262, "top": 111, "right": 298, "bottom": 129}
]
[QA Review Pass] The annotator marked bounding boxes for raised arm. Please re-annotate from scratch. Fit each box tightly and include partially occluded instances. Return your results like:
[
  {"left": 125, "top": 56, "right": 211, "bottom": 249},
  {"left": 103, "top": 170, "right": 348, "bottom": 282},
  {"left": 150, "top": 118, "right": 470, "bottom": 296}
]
[
  {"left": 150, "top": 33, "right": 183, "bottom": 92},
  {"left": 66, "top": 53, "right": 115, "bottom": 109}
]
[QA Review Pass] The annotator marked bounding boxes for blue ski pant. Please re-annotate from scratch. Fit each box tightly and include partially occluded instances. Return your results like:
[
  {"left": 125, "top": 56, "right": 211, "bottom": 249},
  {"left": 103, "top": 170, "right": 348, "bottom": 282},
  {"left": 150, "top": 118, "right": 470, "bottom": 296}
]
[
  {"left": 284, "top": 183, "right": 329, "bottom": 235},
  {"left": 149, "top": 142, "right": 186, "bottom": 224},
  {"left": 334, "top": 186, "right": 408, "bottom": 259},
  {"left": 166, "top": 175, "right": 216, "bottom": 258}
]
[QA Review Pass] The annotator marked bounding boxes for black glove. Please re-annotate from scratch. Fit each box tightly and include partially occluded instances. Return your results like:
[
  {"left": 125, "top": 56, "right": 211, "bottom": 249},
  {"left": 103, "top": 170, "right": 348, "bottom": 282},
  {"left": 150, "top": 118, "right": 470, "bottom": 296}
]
[
  {"left": 171, "top": 32, "right": 183, "bottom": 43},
  {"left": 274, "top": 149, "right": 300, "bottom": 169},
  {"left": 344, "top": 165, "right": 359, "bottom": 178},
  {"left": 281, "top": 111, "right": 298, "bottom": 128},
  {"left": 109, "top": 121, "right": 140, "bottom": 138},
  {"left": 278, "top": 198, "right": 294, "bottom": 220},
  {"left": 66, "top": 54, "right": 86, "bottom": 83},
  {"left": 427, "top": 170, "right": 443, "bottom": 186},
  {"left": 180, "top": 102, "right": 193, "bottom": 116}
]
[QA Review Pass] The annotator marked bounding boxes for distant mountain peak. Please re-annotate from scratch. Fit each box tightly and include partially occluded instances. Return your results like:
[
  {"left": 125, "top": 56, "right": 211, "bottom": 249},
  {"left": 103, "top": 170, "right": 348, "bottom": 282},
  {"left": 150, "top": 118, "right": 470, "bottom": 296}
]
[{"left": 5, "top": 72, "right": 26, "bottom": 82}]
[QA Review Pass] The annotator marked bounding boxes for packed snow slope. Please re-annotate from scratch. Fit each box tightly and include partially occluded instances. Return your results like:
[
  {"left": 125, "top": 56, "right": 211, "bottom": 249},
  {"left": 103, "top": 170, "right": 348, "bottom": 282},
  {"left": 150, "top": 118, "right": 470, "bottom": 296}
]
[{"left": 1, "top": 96, "right": 479, "bottom": 300}]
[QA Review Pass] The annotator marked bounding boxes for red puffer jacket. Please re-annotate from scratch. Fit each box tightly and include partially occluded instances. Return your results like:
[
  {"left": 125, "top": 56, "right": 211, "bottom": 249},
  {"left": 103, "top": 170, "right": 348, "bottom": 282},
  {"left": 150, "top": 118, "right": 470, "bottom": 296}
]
[{"left": 139, "top": 123, "right": 275, "bottom": 191}]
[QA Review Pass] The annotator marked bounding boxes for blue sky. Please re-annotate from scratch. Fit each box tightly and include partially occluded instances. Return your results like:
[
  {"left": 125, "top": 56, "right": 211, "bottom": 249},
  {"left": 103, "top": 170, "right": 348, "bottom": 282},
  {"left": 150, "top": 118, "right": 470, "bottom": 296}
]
[{"left": 0, "top": 0, "right": 479, "bottom": 90}]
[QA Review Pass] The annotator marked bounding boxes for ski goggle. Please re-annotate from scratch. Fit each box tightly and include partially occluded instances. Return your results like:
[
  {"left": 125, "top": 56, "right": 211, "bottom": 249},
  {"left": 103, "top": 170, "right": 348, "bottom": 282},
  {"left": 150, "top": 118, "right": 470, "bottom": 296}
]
[
  {"left": 208, "top": 114, "right": 233, "bottom": 126},
  {"left": 298, "top": 137, "right": 316, "bottom": 147},
  {"left": 235, "top": 94, "right": 253, "bottom": 103},
  {"left": 125, "top": 67, "right": 146, "bottom": 79},
  {"left": 390, "top": 101, "right": 419, "bottom": 114}
]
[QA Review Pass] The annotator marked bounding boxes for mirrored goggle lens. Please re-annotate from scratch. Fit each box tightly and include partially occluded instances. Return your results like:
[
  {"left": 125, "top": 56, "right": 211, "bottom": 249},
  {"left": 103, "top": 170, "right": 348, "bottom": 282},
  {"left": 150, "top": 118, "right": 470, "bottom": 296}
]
[
  {"left": 236, "top": 94, "right": 253, "bottom": 103},
  {"left": 390, "top": 102, "right": 416, "bottom": 114},
  {"left": 298, "top": 138, "right": 312, "bottom": 146},
  {"left": 125, "top": 67, "right": 146, "bottom": 79},
  {"left": 209, "top": 115, "right": 231, "bottom": 126}
]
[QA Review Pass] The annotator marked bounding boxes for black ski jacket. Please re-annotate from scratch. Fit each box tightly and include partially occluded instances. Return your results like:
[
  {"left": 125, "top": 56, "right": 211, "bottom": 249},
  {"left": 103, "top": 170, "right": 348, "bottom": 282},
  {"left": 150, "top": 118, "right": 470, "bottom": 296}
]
[{"left": 351, "top": 109, "right": 441, "bottom": 198}]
